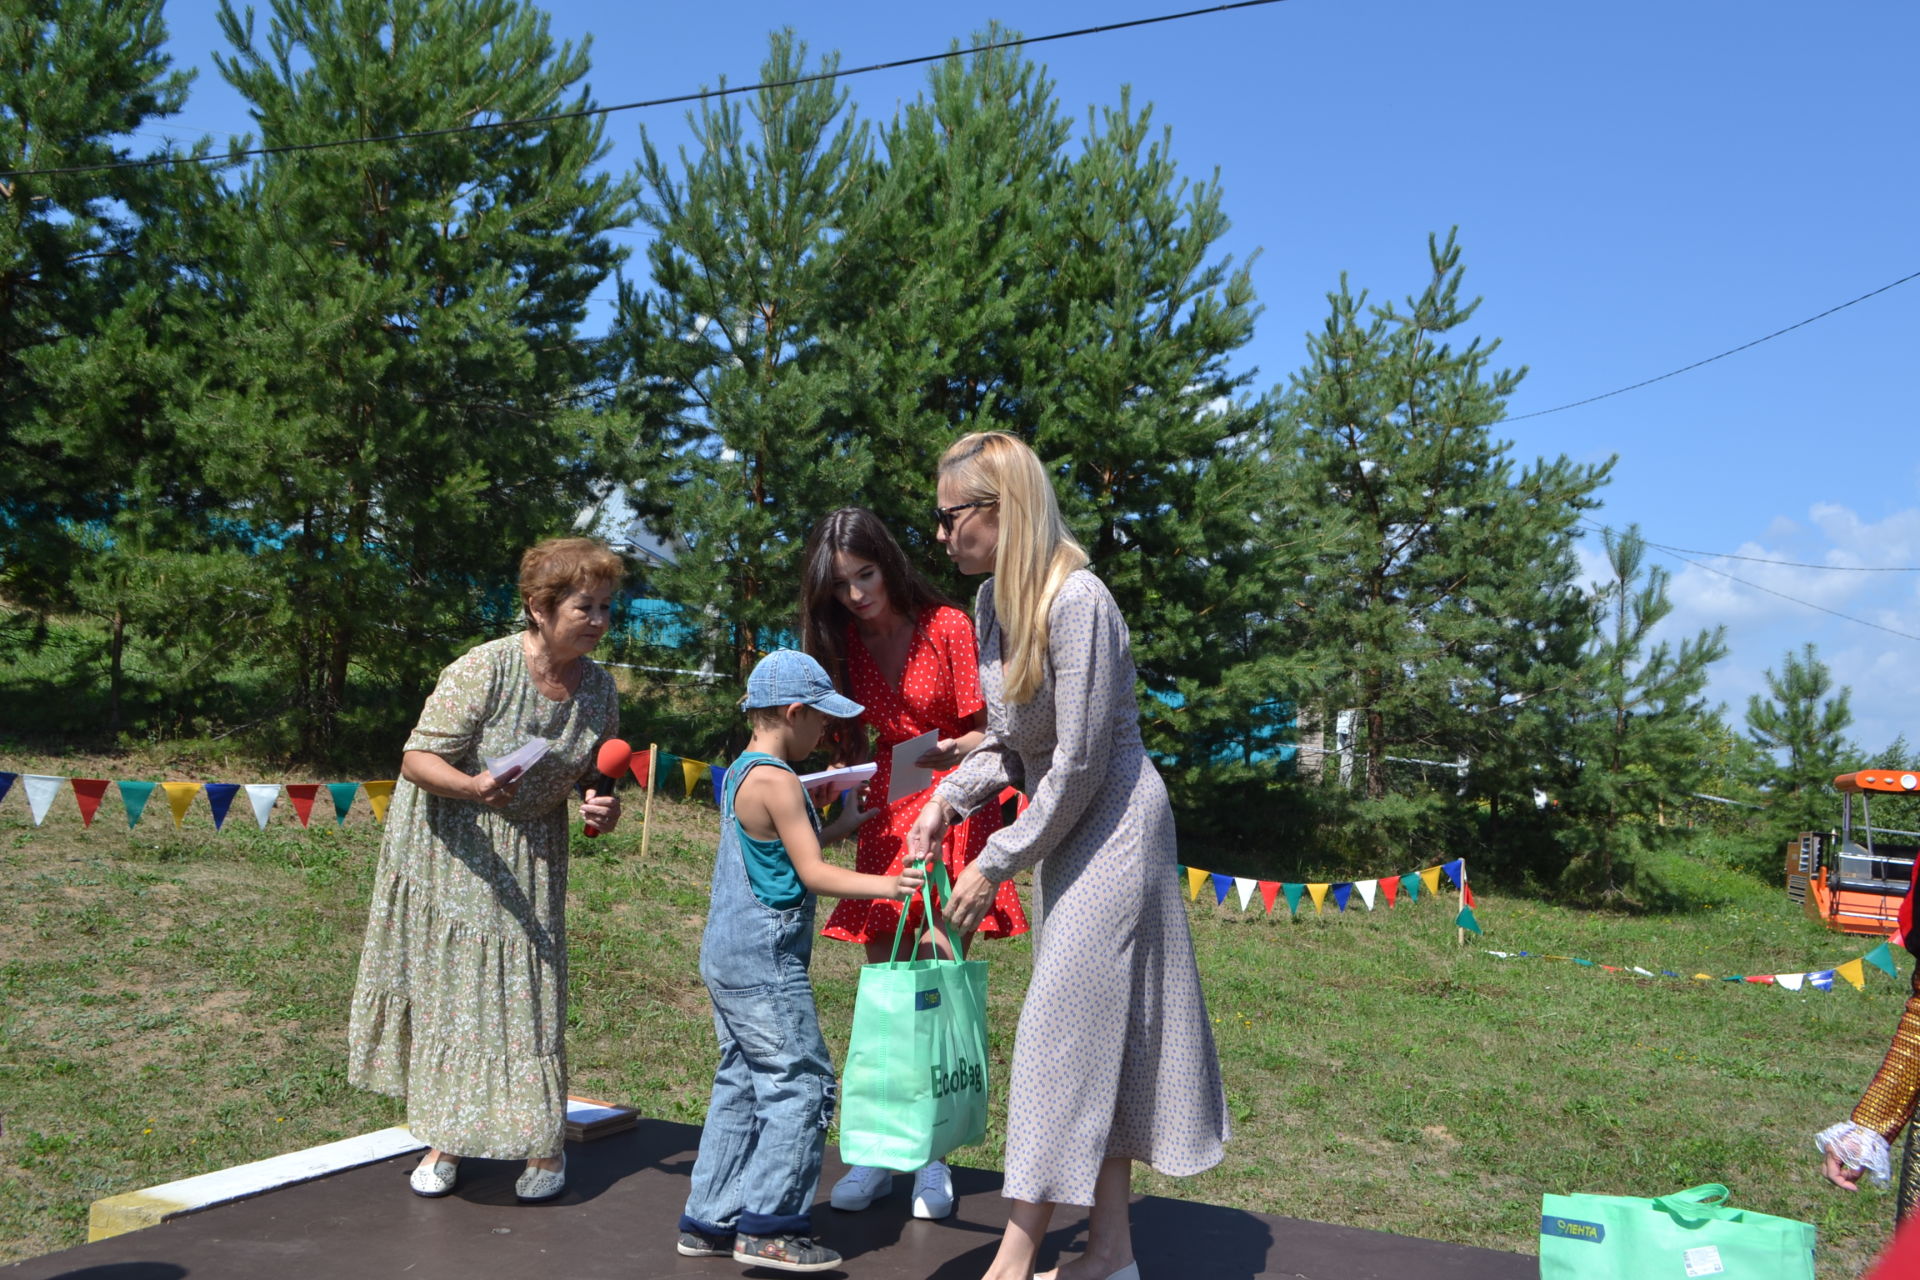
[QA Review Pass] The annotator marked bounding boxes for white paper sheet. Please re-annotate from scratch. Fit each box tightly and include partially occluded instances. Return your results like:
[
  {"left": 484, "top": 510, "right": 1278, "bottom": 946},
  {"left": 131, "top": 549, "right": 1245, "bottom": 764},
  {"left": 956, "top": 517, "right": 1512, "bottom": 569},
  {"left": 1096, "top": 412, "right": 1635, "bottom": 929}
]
[
  {"left": 887, "top": 729, "right": 940, "bottom": 805},
  {"left": 796, "top": 762, "right": 878, "bottom": 791},
  {"left": 485, "top": 736, "right": 549, "bottom": 783}
]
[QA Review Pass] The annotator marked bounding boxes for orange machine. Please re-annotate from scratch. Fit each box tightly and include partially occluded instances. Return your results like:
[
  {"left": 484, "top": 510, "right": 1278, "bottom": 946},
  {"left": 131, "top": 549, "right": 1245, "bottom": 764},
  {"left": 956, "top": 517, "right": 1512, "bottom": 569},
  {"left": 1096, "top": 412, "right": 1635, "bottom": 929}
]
[{"left": 1788, "top": 769, "right": 1920, "bottom": 935}]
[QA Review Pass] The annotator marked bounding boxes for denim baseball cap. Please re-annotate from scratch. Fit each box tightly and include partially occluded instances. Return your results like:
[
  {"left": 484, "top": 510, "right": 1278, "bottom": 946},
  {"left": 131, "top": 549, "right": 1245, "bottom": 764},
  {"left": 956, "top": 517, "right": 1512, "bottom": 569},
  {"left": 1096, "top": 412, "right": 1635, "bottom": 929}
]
[{"left": 742, "top": 649, "right": 864, "bottom": 719}]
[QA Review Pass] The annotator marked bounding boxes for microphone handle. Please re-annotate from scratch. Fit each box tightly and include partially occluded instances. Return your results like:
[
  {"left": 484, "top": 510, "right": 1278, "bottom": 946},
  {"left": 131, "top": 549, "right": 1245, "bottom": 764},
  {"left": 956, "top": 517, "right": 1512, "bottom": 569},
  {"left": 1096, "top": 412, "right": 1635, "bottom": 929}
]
[{"left": 581, "top": 771, "right": 620, "bottom": 837}]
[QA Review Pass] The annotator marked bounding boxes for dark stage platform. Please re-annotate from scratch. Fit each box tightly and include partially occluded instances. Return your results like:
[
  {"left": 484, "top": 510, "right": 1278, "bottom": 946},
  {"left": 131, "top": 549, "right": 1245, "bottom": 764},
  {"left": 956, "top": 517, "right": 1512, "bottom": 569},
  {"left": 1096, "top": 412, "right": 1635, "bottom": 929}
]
[{"left": 9, "top": 1118, "right": 1533, "bottom": 1279}]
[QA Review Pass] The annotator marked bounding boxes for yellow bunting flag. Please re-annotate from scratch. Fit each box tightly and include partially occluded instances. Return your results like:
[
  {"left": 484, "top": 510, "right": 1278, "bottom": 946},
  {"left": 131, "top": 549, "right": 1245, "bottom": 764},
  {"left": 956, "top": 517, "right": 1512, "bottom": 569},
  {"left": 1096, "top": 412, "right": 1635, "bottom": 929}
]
[
  {"left": 362, "top": 780, "right": 395, "bottom": 822},
  {"left": 1836, "top": 959, "right": 1867, "bottom": 991},
  {"left": 1307, "top": 882, "right": 1330, "bottom": 914},
  {"left": 1693, "top": 973, "right": 1714, "bottom": 980},
  {"left": 1419, "top": 866, "right": 1443, "bottom": 896},
  {"left": 161, "top": 782, "right": 200, "bottom": 828},
  {"left": 1187, "top": 867, "right": 1209, "bottom": 901},
  {"left": 681, "top": 758, "right": 705, "bottom": 797}
]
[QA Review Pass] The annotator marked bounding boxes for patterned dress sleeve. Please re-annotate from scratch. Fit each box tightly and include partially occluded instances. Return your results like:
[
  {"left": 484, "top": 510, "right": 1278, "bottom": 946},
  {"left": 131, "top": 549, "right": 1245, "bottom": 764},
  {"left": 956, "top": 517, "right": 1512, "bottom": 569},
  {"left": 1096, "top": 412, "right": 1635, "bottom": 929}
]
[
  {"left": 937, "top": 606, "right": 986, "bottom": 720},
  {"left": 936, "top": 583, "right": 1020, "bottom": 817},
  {"left": 972, "top": 574, "right": 1121, "bottom": 882},
  {"left": 402, "top": 644, "right": 501, "bottom": 763}
]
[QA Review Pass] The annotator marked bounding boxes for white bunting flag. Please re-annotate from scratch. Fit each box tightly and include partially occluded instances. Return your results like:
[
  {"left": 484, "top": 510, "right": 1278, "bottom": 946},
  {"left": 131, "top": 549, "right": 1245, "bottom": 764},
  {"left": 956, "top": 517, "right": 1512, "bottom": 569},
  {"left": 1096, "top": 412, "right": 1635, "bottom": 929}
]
[
  {"left": 245, "top": 784, "right": 281, "bottom": 830},
  {"left": 1356, "top": 879, "right": 1378, "bottom": 911},
  {"left": 1234, "top": 877, "right": 1257, "bottom": 911},
  {"left": 1630, "top": 966, "right": 1655, "bottom": 977},
  {"left": 1776, "top": 973, "right": 1805, "bottom": 992},
  {"left": 23, "top": 774, "right": 64, "bottom": 826}
]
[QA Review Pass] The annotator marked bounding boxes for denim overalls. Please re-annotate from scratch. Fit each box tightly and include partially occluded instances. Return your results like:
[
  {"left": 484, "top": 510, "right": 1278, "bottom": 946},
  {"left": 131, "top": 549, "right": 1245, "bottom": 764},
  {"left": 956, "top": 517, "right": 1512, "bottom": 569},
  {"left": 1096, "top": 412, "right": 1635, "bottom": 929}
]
[{"left": 680, "top": 753, "right": 837, "bottom": 1239}]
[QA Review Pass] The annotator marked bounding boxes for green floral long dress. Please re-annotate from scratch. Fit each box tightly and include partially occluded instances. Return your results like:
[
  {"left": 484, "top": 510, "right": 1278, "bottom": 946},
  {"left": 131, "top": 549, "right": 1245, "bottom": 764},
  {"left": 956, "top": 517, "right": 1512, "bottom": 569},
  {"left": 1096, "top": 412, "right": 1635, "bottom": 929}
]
[{"left": 347, "top": 634, "right": 619, "bottom": 1159}]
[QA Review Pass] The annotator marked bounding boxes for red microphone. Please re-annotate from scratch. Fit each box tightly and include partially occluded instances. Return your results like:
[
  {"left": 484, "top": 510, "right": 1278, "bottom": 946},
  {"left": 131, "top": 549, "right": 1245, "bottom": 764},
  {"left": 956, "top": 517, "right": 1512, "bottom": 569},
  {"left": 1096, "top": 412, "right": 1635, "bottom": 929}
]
[{"left": 584, "top": 738, "right": 632, "bottom": 837}]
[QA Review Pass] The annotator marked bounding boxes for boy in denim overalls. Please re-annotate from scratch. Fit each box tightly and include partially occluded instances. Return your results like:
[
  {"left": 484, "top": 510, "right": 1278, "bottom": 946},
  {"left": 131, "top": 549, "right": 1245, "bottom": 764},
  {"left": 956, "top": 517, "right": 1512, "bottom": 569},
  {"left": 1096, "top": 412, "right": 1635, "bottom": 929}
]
[{"left": 677, "top": 650, "right": 926, "bottom": 1273}]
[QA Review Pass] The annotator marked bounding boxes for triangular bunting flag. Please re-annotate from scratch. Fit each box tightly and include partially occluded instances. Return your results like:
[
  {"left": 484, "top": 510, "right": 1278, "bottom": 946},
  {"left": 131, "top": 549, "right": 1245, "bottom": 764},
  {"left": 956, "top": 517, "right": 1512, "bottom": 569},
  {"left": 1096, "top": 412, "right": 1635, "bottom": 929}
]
[
  {"left": 1307, "top": 882, "right": 1330, "bottom": 913},
  {"left": 1331, "top": 883, "right": 1353, "bottom": 912},
  {"left": 1601, "top": 964, "right": 1619, "bottom": 972},
  {"left": 1441, "top": 858, "right": 1465, "bottom": 888},
  {"left": 1210, "top": 873, "right": 1233, "bottom": 905},
  {"left": 203, "top": 783, "right": 240, "bottom": 831},
  {"left": 23, "top": 774, "right": 64, "bottom": 826},
  {"left": 362, "top": 780, "right": 395, "bottom": 822},
  {"left": 1744, "top": 974, "right": 1774, "bottom": 984},
  {"left": 0, "top": 770, "right": 14, "bottom": 806},
  {"left": 1809, "top": 970, "right": 1835, "bottom": 991},
  {"left": 1894, "top": 927, "right": 1907, "bottom": 949},
  {"left": 710, "top": 764, "right": 727, "bottom": 805},
  {"left": 245, "top": 784, "right": 280, "bottom": 829},
  {"left": 1722, "top": 974, "right": 1744, "bottom": 982},
  {"left": 681, "top": 758, "right": 704, "bottom": 798},
  {"left": 1400, "top": 872, "right": 1422, "bottom": 902},
  {"left": 1456, "top": 905, "right": 1482, "bottom": 935},
  {"left": 1282, "top": 883, "right": 1305, "bottom": 917},
  {"left": 1234, "top": 877, "right": 1257, "bottom": 911},
  {"left": 1356, "top": 879, "right": 1377, "bottom": 910},
  {"left": 71, "top": 778, "right": 109, "bottom": 828},
  {"left": 1693, "top": 973, "right": 1714, "bottom": 980},
  {"left": 630, "top": 749, "right": 651, "bottom": 788},
  {"left": 327, "top": 782, "right": 358, "bottom": 825},
  {"left": 161, "top": 782, "right": 199, "bottom": 828},
  {"left": 1381, "top": 876, "right": 1399, "bottom": 907},
  {"left": 1187, "top": 867, "right": 1210, "bottom": 901},
  {"left": 1865, "top": 941, "right": 1900, "bottom": 979},
  {"left": 1631, "top": 966, "right": 1655, "bottom": 977},
  {"left": 119, "top": 780, "right": 157, "bottom": 828},
  {"left": 655, "top": 752, "right": 679, "bottom": 794},
  {"left": 1574, "top": 957, "right": 1595, "bottom": 967},
  {"left": 1836, "top": 959, "right": 1866, "bottom": 990},
  {"left": 1258, "top": 880, "right": 1280, "bottom": 914},
  {"left": 1419, "top": 866, "right": 1443, "bottom": 896},
  {"left": 1777, "top": 973, "right": 1806, "bottom": 991},
  {"left": 1464, "top": 885, "right": 1476, "bottom": 907},
  {"left": 285, "top": 783, "right": 319, "bottom": 827}
]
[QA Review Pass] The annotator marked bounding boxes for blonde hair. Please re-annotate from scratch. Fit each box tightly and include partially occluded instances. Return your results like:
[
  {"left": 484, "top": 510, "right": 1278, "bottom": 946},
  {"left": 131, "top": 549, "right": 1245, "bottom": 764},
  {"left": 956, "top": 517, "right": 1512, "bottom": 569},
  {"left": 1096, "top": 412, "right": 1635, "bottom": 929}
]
[{"left": 938, "top": 432, "right": 1087, "bottom": 704}]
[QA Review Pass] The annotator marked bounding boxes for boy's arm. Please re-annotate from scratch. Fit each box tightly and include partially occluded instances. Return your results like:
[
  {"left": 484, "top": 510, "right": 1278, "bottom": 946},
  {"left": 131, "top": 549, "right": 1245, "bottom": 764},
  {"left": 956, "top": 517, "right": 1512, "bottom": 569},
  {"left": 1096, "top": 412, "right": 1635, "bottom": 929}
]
[{"left": 747, "top": 768, "right": 922, "bottom": 902}]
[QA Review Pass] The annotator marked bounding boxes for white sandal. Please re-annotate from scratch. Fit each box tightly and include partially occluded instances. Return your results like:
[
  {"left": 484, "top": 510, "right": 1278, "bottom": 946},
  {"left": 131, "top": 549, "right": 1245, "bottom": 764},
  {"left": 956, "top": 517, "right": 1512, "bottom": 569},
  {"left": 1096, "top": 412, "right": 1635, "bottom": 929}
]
[
  {"left": 409, "top": 1156, "right": 460, "bottom": 1198},
  {"left": 514, "top": 1153, "right": 566, "bottom": 1203}
]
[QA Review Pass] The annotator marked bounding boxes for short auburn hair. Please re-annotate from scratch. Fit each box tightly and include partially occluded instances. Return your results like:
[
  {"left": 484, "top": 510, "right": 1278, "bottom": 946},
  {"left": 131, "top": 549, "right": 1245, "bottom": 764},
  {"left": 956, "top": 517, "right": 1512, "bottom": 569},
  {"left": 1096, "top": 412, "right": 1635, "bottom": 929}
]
[{"left": 519, "top": 537, "right": 625, "bottom": 628}]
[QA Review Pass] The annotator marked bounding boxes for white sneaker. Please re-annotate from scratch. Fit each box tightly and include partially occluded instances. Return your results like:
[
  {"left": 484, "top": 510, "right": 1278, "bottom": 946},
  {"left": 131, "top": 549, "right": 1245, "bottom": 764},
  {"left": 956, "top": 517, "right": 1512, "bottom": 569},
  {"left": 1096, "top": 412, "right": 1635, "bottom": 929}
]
[
  {"left": 829, "top": 1164, "right": 893, "bottom": 1211},
  {"left": 911, "top": 1160, "right": 954, "bottom": 1219}
]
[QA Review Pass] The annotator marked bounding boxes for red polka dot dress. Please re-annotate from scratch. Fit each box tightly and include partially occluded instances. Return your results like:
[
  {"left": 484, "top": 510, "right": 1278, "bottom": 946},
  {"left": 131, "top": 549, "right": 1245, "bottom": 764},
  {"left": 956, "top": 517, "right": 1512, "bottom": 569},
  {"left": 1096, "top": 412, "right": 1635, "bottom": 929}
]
[{"left": 821, "top": 605, "right": 1029, "bottom": 946}]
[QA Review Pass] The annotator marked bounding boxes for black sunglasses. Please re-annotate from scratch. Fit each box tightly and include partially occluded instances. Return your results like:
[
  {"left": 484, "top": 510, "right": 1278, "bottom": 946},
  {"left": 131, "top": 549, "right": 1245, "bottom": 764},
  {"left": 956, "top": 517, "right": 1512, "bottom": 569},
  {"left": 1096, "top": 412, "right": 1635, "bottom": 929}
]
[{"left": 935, "top": 499, "right": 998, "bottom": 534}]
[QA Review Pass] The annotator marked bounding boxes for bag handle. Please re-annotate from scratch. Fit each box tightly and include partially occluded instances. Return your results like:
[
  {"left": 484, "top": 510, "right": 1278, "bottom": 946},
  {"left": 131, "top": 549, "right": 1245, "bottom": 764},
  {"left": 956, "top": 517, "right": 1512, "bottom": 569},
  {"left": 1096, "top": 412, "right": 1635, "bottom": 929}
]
[
  {"left": 1652, "top": 1184, "right": 1741, "bottom": 1223},
  {"left": 886, "top": 857, "right": 965, "bottom": 964}
]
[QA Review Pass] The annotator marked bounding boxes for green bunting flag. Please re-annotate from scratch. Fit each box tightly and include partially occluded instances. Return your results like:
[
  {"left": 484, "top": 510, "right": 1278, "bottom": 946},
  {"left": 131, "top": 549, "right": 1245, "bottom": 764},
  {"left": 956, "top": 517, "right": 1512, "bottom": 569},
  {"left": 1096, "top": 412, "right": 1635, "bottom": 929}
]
[
  {"left": 1281, "top": 883, "right": 1306, "bottom": 917},
  {"left": 327, "top": 782, "right": 359, "bottom": 825},
  {"left": 117, "top": 780, "right": 157, "bottom": 828},
  {"left": 1456, "top": 906, "right": 1481, "bottom": 935},
  {"left": 1399, "top": 872, "right": 1422, "bottom": 902},
  {"left": 1865, "top": 941, "right": 1900, "bottom": 979}
]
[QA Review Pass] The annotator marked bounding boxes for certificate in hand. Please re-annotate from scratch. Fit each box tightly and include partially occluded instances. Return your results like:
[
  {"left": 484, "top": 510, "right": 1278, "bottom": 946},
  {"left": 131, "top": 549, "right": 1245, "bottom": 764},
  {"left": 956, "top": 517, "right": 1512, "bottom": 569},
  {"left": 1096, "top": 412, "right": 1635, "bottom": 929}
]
[
  {"left": 484, "top": 736, "right": 550, "bottom": 783},
  {"left": 797, "top": 761, "right": 878, "bottom": 792},
  {"left": 887, "top": 729, "right": 940, "bottom": 805}
]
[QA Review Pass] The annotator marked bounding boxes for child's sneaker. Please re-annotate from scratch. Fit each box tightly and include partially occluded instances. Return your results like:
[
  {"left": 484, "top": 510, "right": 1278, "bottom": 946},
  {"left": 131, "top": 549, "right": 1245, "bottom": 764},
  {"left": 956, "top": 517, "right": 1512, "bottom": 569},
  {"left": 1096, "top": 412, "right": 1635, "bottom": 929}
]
[
  {"left": 732, "top": 1232, "right": 842, "bottom": 1273},
  {"left": 675, "top": 1225, "right": 734, "bottom": 1257}
]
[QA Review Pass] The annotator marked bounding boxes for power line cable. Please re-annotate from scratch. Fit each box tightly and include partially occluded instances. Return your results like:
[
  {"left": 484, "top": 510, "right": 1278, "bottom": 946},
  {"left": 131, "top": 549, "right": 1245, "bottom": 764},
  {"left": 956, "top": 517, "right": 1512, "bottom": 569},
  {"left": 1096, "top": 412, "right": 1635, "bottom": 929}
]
[
  {"left": 1580, "top": 519, "right": 1920, "bottom": 573},
  {"left": 1620, "top": 535, "right": 1920, "bottom": 644},
  {"left": 1503, "top": 268, "right": 1920, "bottom": 422},
  {"left": 0, "top": 0, "right": 1288, "bottom": 182}
]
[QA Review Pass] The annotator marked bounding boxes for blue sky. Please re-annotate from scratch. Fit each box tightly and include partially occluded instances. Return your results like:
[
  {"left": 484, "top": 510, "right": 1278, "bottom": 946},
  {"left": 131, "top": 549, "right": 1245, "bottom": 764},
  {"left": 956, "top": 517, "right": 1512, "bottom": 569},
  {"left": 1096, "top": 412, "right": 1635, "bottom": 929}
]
[{"left": 155, "top": 0, "right": 1919, "bottom": 754}]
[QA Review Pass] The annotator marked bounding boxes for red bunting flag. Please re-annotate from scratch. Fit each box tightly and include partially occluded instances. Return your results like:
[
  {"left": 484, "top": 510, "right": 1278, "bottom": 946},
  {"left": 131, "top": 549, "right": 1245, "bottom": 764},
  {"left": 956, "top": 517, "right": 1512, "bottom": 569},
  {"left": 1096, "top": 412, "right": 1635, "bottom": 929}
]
[
  {"left": 1381, "top": 876, "right": 1399, "bottom": 907},
  {"left": 285, "top": 783, "right": 319, "bottom": 827},
  {"left": 70, "top": 778, "right": 109, "bottom": 827},
  {"left": 1258, "top": 880, "right": 1280, "bottom": 914},
  {"left": 1464, "top": 885, "right": 1476, "bottom": 907},
  {"left": 631, "top": 749, "right": 650, "bottom": 788}
]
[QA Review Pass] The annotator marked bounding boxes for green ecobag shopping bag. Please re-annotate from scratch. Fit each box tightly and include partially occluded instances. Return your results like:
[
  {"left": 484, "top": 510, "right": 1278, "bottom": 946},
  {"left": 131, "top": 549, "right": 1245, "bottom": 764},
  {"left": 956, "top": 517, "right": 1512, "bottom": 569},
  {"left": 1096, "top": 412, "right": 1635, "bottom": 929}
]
[
  {"left": 1539, "top": 1184, "right": 1814, "bottom": 1280},
  {"left": 839, "top": 862, "right": 990, "bottom": 1172}
]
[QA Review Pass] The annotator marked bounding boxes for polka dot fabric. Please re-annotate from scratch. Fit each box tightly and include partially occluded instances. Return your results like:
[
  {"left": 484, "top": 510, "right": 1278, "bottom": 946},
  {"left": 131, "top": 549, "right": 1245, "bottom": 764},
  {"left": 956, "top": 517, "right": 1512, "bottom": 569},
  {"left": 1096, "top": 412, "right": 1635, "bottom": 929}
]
[
  {"left": 821, "top": 605, "right": 1028, "bottom": 945},
  {"left": 935, "top": 571, "right": 1228, "bottom": 1206}
]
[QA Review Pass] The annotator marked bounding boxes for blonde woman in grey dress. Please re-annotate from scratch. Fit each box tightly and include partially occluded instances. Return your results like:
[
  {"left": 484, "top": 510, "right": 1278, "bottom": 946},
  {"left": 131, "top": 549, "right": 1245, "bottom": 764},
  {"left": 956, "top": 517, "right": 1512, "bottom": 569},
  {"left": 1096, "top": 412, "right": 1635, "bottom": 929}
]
[
  {"left": 909, "top": 432, "right": 1227, "bottom": 1280},
  {"left": 348, "top": 538, "right": 624, "bottom": 1204}
]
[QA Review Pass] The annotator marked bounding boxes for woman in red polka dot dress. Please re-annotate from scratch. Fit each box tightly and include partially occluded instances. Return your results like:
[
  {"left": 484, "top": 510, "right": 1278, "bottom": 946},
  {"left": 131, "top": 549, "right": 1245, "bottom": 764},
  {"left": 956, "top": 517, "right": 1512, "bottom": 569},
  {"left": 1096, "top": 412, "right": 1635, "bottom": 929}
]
[{"left": 799, "top": 507, "right": 1029, "bottom": 1220}]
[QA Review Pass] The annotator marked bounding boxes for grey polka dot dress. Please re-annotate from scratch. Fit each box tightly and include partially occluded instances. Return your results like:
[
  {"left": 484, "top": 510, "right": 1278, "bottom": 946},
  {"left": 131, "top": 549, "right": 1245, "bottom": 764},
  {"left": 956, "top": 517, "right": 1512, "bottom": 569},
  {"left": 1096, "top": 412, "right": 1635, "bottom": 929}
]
[{"left": 936, "top": 570, "right": 1228, "bottom": 1206}]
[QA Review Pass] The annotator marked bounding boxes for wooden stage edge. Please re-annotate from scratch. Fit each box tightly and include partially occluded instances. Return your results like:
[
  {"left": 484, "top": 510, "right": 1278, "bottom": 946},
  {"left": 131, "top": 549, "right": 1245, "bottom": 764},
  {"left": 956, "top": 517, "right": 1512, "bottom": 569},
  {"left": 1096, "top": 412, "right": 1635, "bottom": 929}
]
[{"left": 9, "top": 1116, "right": 1534, "bottom": 1279}]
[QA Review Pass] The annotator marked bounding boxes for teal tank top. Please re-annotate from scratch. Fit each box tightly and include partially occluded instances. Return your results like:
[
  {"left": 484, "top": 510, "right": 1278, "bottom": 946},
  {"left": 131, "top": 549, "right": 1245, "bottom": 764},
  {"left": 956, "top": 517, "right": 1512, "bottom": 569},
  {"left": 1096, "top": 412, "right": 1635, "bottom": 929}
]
[{"left": 724, "top": 751, "right": 820, "bottom": 911}]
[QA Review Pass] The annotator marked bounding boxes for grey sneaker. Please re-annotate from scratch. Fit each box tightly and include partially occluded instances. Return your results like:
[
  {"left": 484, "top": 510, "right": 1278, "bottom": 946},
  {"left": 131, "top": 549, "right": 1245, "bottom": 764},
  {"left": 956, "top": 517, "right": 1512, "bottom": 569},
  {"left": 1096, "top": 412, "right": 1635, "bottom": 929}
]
[
  {"left": 732, "top": 1233, "right": 842, "bottom": 1273},
  {"left": 911, "top": 1160, "right": 954, "bottom": 1219},
  {"left": 829, "top": 1164, "right": 892, "bottom": 1210},
  {"left": 675, "top": 1225, "right": 734, "bottom": 1257}
]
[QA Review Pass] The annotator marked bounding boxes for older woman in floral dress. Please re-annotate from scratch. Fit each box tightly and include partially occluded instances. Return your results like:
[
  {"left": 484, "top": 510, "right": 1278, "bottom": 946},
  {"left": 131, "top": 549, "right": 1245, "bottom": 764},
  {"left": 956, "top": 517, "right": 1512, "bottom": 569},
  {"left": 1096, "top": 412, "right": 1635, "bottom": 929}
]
[{"left": 348, "top": 538, "right": 624, "bottom": 1203}]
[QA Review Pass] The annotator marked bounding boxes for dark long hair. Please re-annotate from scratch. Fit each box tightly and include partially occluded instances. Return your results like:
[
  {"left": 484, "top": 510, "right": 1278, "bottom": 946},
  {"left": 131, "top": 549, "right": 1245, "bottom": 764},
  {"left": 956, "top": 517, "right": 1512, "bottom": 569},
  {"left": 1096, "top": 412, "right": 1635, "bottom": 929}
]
[{"left": 800, "top": 508, "right": 955, "bottom": 757}]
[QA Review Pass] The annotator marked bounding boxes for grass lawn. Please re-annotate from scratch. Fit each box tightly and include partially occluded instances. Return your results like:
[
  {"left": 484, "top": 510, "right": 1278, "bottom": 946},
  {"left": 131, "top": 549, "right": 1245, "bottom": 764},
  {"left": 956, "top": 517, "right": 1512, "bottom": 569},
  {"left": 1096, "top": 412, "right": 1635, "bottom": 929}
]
[{"left": 0, "top": 747, "right": 1908, "bottom": 1278}]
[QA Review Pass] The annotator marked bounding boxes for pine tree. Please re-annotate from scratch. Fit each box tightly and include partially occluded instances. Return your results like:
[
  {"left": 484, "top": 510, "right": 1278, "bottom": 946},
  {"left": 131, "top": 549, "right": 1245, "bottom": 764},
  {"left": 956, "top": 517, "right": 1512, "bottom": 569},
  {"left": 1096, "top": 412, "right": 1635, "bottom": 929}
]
[
  {"left": 1745, "top": 642, "right": 1855, "bottom": 835},
  {"left": 191, "top": 0, "right": 636, "bottom": 756},
  {"left": 1554, "top": 525, "right": 1728, "bottom": 896},
  {"left": 1283, "top": 233, "right": 1611, "bottom": 862},
  {"left": 609, "top": 31, "right": 874, "bottom": 750}
]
